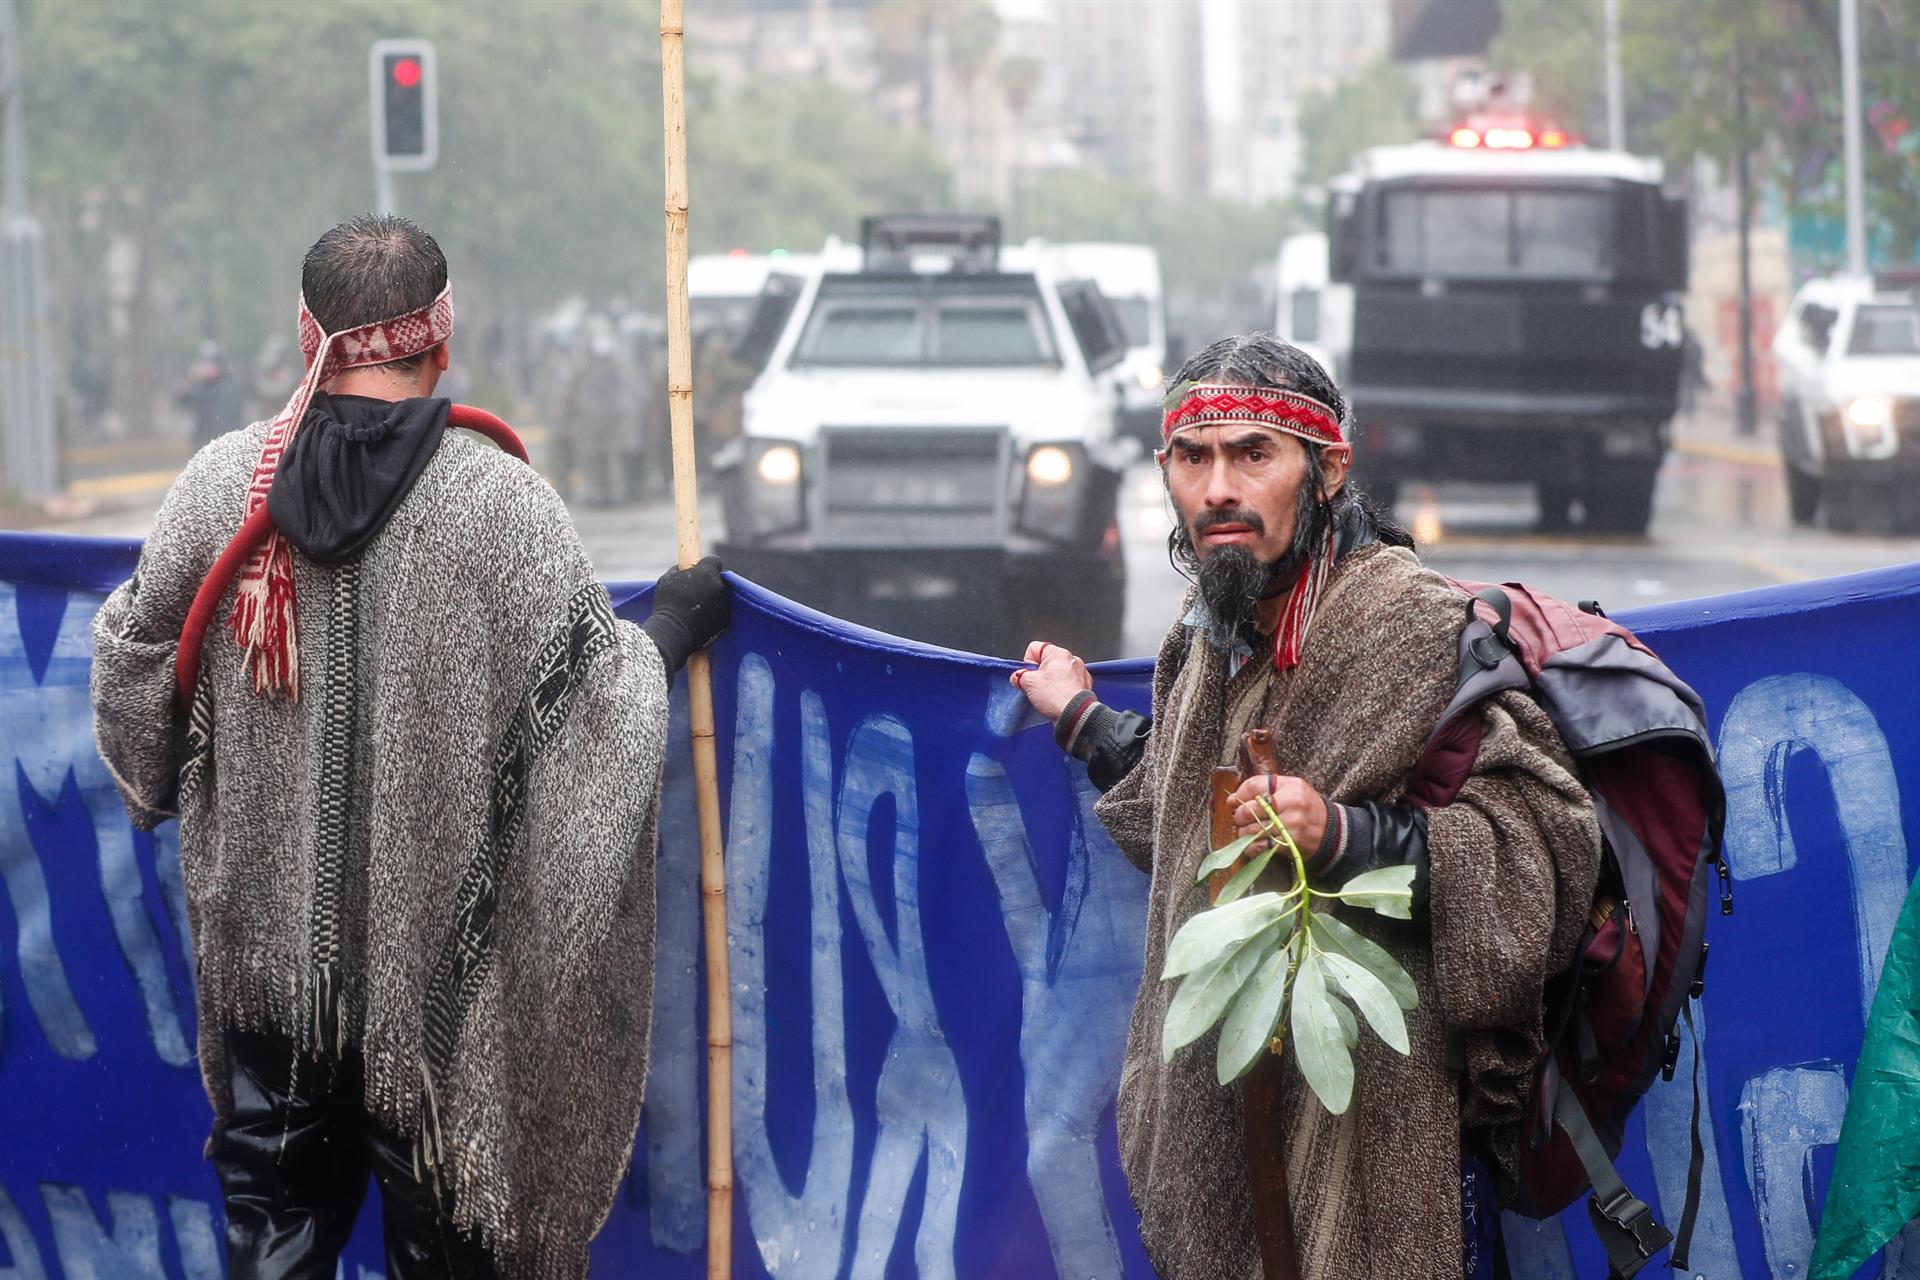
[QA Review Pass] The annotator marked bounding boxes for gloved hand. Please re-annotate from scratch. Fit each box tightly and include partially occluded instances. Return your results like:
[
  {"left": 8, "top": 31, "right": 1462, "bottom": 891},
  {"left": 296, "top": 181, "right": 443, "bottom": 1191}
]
[{"left": 641, "top": 556, "right": 731, "bottom": 674}]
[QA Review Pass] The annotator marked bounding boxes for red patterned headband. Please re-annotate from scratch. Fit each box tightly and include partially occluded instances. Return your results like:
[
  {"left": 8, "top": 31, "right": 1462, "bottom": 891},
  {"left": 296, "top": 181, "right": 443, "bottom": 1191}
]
[
  {"left": 227, "top": 285, "right": 455, "bottom": 698},
  {"left": 1160, "top": 382, "right": 1345, "bottom": 449}
]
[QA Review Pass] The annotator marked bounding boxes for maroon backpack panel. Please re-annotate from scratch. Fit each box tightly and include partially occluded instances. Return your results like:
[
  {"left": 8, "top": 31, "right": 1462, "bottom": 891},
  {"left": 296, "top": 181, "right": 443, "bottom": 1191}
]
[{"left": 1409, "top": 578, "right": 1728, "bottom": 1278}]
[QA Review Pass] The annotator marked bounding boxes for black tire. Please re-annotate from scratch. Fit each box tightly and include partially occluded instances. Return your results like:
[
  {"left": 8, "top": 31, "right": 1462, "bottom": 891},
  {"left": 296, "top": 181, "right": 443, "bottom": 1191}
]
[
  {"left": 1537, "top": 482, "right": 1576, "bottom": 533},
  {"left": 1784, "top": 464, "right": 1820, "bottom": 527},
  {"left": 1582, "top": 461, "right": 1660, "bottom": 536}
]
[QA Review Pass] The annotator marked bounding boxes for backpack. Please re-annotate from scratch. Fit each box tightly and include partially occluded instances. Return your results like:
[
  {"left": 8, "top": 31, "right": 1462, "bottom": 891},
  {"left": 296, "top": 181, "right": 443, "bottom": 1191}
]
[{"left": 1403, "top": 580, "right": 1730, "bottom": 1280}]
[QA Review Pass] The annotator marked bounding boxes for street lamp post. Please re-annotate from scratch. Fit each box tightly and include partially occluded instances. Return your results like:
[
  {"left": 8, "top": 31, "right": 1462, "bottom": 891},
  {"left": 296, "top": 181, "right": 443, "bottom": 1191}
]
[
  {"left": 1604, "top": 0, "right": 1625, "bottom": 151},
  {"left": 1839, "top": 0, "right": 1867, "bottom": 276},
  {"left": 0, "top": 0, "right": 59, "bottom": 501}
]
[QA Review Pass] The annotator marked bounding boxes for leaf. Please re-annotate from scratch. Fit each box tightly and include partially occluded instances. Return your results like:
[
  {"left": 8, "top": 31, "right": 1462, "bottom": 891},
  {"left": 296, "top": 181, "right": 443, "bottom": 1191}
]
[
  {"left": 1161, "top": 892, "right": 1286, "bottom": 979},
  {"left": 1312, "top": 914, "right": 1419, "bottom": 1011},
  {"left": 1213, "top": 850, "right": 1275, "bottom": 905},
  {"left": 1332, "top": 864, "right": 1418, "bottom": 920},
  {"left": 1321, "top": 951, "right": 1412, "bottom": 1055},
  {"left": 1288, "top": 948, "right": 1355, "bottom": 1115},
  {"left": 1216, "top": 943, "right": 1293, "bottom": 1084},
  {"left": 1162, "top": 925, "right": 1282, "bottom": 1059},
  {"left": 1195, "top": 833, "right": 1260, "bottom": 882},
  {"left": 1329, "top": 989, "right": 1358, "bottom": 1049}
]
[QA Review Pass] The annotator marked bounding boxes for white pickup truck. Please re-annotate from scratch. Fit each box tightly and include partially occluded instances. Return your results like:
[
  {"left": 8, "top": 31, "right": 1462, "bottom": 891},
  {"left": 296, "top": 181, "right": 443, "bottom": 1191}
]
[
  {"left": 1773, "top": 273, "right": 1920, "bottom": 532},
  {"left": 715, "top": 215, "right": 1135, "bottom": 658}
]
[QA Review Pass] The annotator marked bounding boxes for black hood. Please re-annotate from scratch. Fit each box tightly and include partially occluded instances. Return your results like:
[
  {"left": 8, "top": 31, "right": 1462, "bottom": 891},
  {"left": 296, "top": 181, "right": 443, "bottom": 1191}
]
[{"left": 267, "top": 393, "right": 450, "bottom": 564}]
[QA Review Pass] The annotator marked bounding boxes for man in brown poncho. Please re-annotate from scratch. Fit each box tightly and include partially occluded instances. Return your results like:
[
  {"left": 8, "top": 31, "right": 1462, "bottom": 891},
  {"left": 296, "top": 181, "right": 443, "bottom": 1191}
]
[{"left": 1013, "top": 333, "right": 1601, "bottom": 1277}]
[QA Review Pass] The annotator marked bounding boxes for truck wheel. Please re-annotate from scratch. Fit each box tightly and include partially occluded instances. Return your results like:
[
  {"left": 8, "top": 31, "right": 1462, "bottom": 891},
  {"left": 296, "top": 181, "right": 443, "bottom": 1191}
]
[
  {"left": 1784, "top": 464, "right": 1820, "bottom": 527},
  {"left": 1582, "top": 462, "right": 1660, "bottom": 536},
  {"left": 1537, "top": 483, "right": 1576, "bottom": 533}
]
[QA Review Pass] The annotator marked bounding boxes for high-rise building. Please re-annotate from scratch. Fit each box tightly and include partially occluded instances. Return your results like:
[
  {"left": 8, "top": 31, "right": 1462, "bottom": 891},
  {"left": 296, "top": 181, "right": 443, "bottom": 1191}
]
[
  {"left": 1206, "top": 0, "right": 1393, "bottom": 205},
  {"left": 1051, "top": 0, "right": 1208, "bottom": 203}
]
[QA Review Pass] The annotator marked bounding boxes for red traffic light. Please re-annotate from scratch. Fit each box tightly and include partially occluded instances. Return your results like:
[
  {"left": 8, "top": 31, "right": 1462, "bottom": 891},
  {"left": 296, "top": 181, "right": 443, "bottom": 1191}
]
[{"left": 392, "top": 57, "right": 422, "bottom": 88}]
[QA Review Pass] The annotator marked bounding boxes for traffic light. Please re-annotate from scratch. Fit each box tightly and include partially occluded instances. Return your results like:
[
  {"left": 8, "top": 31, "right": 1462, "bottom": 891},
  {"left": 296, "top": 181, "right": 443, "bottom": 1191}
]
[{"left": 369, "top": 39, "right": 438, "bottom": 171}]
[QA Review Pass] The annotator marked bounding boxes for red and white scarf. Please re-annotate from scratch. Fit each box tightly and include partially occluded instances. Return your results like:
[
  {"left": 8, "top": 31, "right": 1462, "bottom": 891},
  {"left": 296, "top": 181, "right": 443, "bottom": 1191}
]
[{"left": 230, "top": 286, "right": 454, "bottom": 698}]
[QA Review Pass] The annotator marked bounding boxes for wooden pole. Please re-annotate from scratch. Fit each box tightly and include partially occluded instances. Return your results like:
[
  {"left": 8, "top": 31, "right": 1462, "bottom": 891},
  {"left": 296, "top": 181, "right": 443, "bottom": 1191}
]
[{"left": 659, "top": 3, "right": 733, "bottom": 1276}]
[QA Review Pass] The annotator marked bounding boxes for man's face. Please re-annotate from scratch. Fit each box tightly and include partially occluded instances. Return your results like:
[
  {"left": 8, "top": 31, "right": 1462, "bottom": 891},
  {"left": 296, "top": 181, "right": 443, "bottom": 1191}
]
[{"left": 1162, "top": 424, "right": 1325, "bottom": 565}]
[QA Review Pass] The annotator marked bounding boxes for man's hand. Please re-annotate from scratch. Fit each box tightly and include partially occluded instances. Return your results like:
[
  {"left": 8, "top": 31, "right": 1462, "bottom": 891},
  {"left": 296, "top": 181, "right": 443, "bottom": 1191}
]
[
  {"left": 1230, "top": 774, "right": 1328, "bottom": 862},
  {"left": 642, "top": 556, "right": 732, "bottom": 675},
  {"left": 1010, "top": 641, "right": 1093, "bottom": 722}
]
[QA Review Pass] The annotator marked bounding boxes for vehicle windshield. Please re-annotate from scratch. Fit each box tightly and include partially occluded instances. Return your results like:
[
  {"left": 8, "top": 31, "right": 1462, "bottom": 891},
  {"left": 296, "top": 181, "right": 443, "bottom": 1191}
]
[
  {"left": 1378, "top": 185, "right": 1618, "bottom": 279},
  {"left": 1848, "top": 304, "right": 1920, "bottom": 356},
  {"left": 792, "top": 276, "right": 1060, "bottom": 366},
  {"left": 1108, "top": 296, "right": 1155, "bottom": 347}
]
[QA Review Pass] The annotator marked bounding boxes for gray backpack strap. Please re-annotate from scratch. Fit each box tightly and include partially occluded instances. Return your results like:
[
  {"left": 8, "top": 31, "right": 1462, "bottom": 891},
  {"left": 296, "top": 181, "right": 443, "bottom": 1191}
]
[{"left": 1551, "top": 1084, "right": 1673, "bottom": 1278}]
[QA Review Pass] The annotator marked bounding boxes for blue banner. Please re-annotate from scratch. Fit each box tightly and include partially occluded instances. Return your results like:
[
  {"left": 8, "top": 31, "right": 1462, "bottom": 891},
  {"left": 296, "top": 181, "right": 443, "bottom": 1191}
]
[{"left": 1, "top": 529, "right": 1915, "bottom": 1279}]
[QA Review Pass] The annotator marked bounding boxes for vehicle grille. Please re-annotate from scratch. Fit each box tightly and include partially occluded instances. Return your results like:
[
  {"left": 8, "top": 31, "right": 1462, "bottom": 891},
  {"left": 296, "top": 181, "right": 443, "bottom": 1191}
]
[
  {"left": 817, "top": 427, "right": 1010, "bottom": 546},
  {"left": 1894, "top": 397, "right": 1920, "bottom": 435}
]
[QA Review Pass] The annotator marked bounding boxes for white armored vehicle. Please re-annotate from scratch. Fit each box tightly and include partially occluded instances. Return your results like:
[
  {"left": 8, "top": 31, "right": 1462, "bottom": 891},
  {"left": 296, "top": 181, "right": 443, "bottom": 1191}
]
[
  {"left": 716, "top": 215, "right": 1133, "bottom": 657},
  {"left": 1773, "top": 272, "right": 1920, "bottom": 531}
]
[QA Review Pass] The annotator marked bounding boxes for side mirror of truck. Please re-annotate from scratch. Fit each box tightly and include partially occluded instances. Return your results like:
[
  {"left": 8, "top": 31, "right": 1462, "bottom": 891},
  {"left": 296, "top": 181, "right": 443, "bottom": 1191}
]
[
  {"left": 1327, "top": 193, "right": 1359, "bottom": 284},
  {"left": 1661, "top": 195, "right": 1690, "bottom": 293}
]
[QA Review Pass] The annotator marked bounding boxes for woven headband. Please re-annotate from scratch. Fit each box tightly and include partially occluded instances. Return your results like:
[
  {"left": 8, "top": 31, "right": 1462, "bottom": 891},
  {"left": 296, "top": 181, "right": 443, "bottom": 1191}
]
[{"left": 1161, "top": 382, "right": 1345, "bottom": 449}]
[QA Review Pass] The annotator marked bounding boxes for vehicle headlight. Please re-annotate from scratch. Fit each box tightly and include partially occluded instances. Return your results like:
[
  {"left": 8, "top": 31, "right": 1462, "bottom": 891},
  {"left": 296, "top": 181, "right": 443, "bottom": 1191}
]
[
  {"left": 1842, "top": 397, "right": 1899, "bottom": 460},
  {"left": 1027, "top": 445, "right": 1074, "bottom": 487},
  {"left": 728, "top": 439, "right": 807, "bottom": 539},
  {"left": 1847, "top": 397, "right": 1893, "bottom": 429},
  {"left": 1135, "top": 364, "right": 1164, "bottom": 391},
  {"left": 1017, "top": 443, "right": 1089, "bottom": 541},
  {"left": 757, "top": 443, "right": 802, "bottom": 485}
]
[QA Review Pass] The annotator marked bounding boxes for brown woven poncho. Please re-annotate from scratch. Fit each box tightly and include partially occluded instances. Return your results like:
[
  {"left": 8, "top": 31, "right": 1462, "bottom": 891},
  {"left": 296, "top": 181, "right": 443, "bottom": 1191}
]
[{"left": 1096, "top": 544, "right": 1602, "bottom": 1278}]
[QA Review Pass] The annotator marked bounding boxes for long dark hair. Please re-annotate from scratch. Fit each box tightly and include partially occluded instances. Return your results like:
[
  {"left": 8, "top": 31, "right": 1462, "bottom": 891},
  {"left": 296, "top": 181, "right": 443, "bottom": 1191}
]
[{"left": 1162, "top": 331, "right": 1412, "bottom": 580}]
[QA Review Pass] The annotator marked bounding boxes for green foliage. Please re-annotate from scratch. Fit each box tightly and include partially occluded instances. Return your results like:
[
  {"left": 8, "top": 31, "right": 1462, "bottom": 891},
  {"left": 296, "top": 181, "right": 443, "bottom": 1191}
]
[
  {"left": 1292, "top": 59, "right": 1422, "bottom": 198},
  {"left": 14, "top": 0, "right": 952, "bottom": 431},
  {"left": 1161, "top": 798, "right": 1418, "bottom": 1115},
  {"left": 1492, "top": 0, "right": 1920, "bottom": 263}
]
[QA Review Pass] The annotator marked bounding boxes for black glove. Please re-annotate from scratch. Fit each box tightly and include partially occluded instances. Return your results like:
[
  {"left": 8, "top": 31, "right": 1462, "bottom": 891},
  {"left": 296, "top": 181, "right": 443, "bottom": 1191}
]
[
  {"left": 641, "top": 556, "right": 731, "bottom": 674},
  {"left": 1315, "top": 800, "right": 1431, "bottom": 917}
]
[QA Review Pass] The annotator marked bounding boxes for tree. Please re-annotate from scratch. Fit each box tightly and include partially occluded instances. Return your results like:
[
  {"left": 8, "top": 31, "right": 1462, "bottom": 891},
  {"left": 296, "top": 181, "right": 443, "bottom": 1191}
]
[{"left": 1492, "top": 0, "right": 1920, "bottom": 265}]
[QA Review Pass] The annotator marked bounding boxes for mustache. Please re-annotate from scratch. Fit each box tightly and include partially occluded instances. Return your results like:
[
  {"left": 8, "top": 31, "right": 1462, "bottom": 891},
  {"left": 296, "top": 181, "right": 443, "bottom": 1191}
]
[{"left": 1192, "top": 507, "right": 1266, "bottom": 535}]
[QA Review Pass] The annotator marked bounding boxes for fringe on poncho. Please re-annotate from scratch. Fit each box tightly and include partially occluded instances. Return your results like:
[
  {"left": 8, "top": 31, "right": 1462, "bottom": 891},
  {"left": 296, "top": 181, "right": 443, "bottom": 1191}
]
[
  {"left": 92, "top": 422, "right": 669, "bottom": 1279},
  {"left": 1095, "top": 544, "right": 1602, "bottom": 1279}
]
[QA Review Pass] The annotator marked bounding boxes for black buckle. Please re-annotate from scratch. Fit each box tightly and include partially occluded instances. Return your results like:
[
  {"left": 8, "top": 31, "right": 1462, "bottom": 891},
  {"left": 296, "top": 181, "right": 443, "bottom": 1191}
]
[
  {"left": 1588, "top": 1191, "right": 1673, "bottom": 1277},
  {"left": 1661, "top": 1032, "right": 1682, "bottom": 1082},
  {"left": 1718, "top": 857, "right": 1735, "bottom": 916},
  {"left": 1690, "top": 941, "right": 1710, "bottom": 1000}
]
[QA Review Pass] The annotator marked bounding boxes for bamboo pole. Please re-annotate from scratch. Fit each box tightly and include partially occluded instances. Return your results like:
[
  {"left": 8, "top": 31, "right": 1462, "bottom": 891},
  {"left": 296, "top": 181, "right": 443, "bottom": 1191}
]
[{"left": 659, "top": 3, "right": 733, "bottom": 1276}]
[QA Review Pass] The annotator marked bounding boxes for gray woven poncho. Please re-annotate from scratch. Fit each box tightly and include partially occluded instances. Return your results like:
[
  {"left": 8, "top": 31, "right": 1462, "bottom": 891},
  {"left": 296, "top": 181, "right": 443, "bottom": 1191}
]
[{"left": 91, "top": 421, "right": 669, "bottom": 1279}]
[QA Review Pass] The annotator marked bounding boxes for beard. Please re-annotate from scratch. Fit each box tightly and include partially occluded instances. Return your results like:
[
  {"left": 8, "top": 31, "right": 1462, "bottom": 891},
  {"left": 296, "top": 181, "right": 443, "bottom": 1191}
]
[{"left": 1184, "top": 472, "right": 1325, "bottom": 634}]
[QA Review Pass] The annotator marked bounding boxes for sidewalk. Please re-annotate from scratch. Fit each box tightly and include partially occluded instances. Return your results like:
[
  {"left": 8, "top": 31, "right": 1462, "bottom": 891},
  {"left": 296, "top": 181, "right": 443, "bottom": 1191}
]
[{"left": 1669, "top": 396, "right": 1779, "bottom": 468}]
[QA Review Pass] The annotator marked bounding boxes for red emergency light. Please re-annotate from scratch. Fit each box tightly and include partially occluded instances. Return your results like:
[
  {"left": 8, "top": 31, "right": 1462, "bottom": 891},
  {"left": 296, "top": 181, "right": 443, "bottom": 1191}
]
[
  {"left": 392, "top": 56, "right": 423, "bottom": 88},
  {"left": 1449, "top": 122, "right": 1574, "bottom": 151}
]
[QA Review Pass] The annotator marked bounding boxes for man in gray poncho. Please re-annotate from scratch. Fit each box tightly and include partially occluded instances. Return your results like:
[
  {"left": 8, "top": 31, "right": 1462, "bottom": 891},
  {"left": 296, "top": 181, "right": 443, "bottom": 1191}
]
[
  {"left": 1013, "top": 333, "right": 1601, "bottom": 1277},
  {"left": 91, "top": 214, "right": 730, "bottom": 1279}
]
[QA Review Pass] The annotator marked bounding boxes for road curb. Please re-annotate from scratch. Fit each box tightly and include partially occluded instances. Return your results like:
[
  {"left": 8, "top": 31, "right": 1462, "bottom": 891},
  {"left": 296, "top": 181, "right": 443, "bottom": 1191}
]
[{"left": 1671, "top": 437, "right": 1779, "bottom": 468}]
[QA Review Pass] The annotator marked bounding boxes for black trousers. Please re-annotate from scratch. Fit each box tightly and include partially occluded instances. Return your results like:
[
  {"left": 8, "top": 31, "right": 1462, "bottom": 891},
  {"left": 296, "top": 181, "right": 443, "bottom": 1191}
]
[{"left": 212, "top": 1028, "right": 498, "bottom": 1280}]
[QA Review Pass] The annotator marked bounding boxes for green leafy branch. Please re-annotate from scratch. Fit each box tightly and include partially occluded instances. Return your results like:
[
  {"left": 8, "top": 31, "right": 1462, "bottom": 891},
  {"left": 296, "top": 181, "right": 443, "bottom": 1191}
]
[{"left": 1160, "top": 796, "right": 1418, "bottom": 1114}]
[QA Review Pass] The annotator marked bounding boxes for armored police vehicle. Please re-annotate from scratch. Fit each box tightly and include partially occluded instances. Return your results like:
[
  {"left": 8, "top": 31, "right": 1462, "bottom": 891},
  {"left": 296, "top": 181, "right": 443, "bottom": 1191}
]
[
  {"left": 1319, "top": 123, "right": 1689, "bottom": 533},
  {"left": 715, "top": 215, "right": 1133, "bottom": 658}
]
